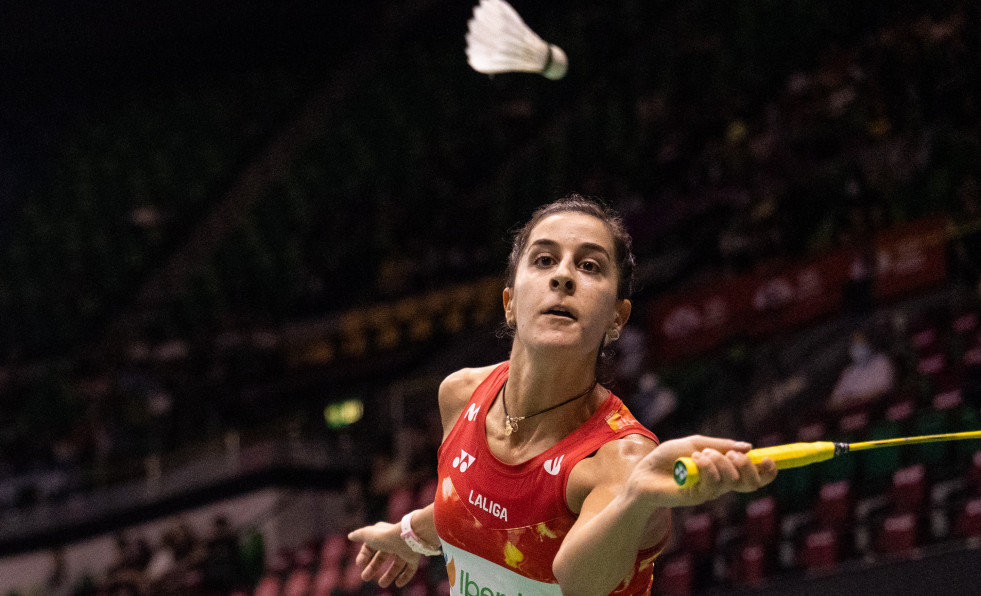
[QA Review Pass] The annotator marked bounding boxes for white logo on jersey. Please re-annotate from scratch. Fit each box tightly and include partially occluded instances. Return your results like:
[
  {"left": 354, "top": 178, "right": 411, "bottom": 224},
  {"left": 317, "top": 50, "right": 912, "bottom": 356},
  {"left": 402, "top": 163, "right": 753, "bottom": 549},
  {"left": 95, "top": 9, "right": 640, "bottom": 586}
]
[
  {"left": 452, "top": 449, "right": 476, "bottom": 473},
  {"left": 465, "top": 403, "right": 480, "bottom": 422},
  {"left": 468, "top": 490, "right": 508, "bottom": 521},
  {"left": 544, "top": 454, "right": 565, "bottom": 476}
]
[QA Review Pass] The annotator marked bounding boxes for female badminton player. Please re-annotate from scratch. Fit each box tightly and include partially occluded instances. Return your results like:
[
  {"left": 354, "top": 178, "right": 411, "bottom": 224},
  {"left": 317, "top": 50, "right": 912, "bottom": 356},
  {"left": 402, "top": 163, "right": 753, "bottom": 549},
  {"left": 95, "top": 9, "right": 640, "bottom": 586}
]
[{"left": 348, "top": 195, "right": 777, "bottom": 595}]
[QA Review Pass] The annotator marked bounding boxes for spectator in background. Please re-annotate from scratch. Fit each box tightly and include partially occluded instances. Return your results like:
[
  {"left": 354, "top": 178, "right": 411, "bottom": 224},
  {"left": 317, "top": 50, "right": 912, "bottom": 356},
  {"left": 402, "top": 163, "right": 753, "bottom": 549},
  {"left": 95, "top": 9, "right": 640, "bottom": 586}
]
[
  {"left": 145, "top": 520, "right": 205, "bottom": 595},
  {"left": 201, "top": 515, "right": 241, "bottom": 594},
  {"left": 105, "top": 532, "right": 151, "bottom": 592},
  {"left": 828, "top": 331, "right": 896, "bottom": 411}
]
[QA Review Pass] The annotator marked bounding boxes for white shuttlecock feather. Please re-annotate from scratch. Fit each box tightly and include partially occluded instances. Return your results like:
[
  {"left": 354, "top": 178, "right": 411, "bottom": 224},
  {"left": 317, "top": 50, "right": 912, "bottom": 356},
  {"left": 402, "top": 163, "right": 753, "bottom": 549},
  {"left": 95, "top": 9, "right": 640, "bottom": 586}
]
[{"left": 465, "top": 0, "right": 568, "bottom": 80}]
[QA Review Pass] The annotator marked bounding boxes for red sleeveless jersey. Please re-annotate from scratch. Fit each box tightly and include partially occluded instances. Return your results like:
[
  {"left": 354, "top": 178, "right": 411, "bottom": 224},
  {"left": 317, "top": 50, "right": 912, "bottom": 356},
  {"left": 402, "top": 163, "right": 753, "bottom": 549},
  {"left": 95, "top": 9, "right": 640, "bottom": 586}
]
[{"left": 433, "top": 362, "right": 666, "bottom": 596}]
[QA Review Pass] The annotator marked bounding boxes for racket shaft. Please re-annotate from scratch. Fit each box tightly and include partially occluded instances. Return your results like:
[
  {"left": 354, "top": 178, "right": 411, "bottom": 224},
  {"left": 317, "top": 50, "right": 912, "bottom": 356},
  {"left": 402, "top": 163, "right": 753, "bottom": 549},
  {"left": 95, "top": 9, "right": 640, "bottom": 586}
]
[{"left": 849, "top": 429, "right": 981, "bottom": 451}]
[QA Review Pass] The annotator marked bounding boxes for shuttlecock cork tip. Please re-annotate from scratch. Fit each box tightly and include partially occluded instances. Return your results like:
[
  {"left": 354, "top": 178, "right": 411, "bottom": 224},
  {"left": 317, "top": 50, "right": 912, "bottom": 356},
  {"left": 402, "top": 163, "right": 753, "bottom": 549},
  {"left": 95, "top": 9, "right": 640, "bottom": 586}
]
[{"left": 541, "top": 44, "right": 567, "bottom": 80}]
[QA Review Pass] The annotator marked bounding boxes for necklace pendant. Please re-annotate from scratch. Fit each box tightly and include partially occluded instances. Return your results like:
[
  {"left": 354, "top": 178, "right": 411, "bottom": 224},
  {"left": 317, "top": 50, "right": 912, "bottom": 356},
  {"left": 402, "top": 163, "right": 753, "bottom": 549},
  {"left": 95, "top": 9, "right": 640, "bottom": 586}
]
[{"left": 504, "top": 418, "right": 515, "bottom": 436}]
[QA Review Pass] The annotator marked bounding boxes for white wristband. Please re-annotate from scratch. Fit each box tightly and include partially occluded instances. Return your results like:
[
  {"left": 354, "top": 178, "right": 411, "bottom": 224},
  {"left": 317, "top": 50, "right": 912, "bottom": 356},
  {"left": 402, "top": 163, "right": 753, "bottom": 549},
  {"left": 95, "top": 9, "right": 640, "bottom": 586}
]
[{"left": 400, "top": 511, "right": 442, "bottom": 556}]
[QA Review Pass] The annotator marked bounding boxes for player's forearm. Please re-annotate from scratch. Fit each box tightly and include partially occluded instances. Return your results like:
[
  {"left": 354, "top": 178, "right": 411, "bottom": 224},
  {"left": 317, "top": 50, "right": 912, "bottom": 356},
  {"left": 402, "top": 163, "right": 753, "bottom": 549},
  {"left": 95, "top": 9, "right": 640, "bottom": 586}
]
[
  {"left": 406, "top": 503, "right": 440, "bottom": 550},
  {"left": 553, "top": 490, "right": 660, "bottom": 596}
]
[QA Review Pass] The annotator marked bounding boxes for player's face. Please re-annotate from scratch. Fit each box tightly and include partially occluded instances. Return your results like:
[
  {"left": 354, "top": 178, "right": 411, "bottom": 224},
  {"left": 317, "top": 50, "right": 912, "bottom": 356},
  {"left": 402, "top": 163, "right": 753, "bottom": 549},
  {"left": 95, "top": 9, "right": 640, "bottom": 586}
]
[{"left": 504, "top": 212, "right": 630, "bottom": 355}]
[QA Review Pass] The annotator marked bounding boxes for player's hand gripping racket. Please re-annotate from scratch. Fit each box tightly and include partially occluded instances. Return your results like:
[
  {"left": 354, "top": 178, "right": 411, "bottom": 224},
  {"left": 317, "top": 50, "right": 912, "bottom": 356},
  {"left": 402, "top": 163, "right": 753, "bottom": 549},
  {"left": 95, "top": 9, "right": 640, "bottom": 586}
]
[{"left": 673, "top": 430, "right": 981, "bottom": 487}]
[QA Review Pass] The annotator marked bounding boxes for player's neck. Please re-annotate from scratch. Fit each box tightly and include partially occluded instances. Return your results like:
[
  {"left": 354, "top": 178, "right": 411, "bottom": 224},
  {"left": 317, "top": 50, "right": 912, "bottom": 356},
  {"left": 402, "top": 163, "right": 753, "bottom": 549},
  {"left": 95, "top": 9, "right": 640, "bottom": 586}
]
[{"left": 506, "top": 346, "right": 599, "bottom": 414}]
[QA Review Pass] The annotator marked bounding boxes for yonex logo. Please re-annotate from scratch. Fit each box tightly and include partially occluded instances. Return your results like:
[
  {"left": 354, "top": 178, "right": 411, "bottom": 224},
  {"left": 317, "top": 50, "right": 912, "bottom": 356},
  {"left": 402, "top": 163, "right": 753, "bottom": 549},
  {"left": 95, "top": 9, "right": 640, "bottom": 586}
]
[
  {"left": 673, "top": 461, "right": 688, "bottom": 484},
  {"left": 452, "top": 449, "right": 476, "bottom": 473},
  {"left": 465, "top": 403, "right": 480, "bottom": 422},
  {"left": 544, "top": 455, "right": 564, "bottom": 476}
]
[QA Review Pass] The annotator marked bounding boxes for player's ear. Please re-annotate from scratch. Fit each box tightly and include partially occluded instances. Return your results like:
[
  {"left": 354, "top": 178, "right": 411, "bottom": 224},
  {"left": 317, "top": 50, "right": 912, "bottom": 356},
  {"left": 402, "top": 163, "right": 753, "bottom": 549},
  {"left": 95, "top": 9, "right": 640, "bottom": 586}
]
[
  {"left": 614, "top": 298, "right": 631, "bottom": 330},
  {"left": 503, "top": 286, "right": 515, "bottom": 328}
]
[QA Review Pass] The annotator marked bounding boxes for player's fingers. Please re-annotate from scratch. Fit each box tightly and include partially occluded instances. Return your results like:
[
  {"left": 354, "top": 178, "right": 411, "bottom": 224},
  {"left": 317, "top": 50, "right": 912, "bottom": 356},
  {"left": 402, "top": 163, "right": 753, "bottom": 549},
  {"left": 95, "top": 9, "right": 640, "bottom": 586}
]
[
  {"left": 726, "top": 450, "right": 760, "bottom": 488},
  {"left": 708, "top": 449, "right": 740, "bottom": 484},
  {"left": 757, "top": 457, "right": 778, "bottom": 484},
  {"left": 691, "top": 450, "right": 720, "bottom": 484},
  {"left": 395, "top": 560, "right": 419, "bottom": 588},
  {"left": 355, "top": 544, "right": 374, "bottom": 568},
  {"left": 378, "top": 557, "right": 408, "bottom": 588},
  {"left": 688, "top": 436, "right": 753, "bottom": 455},
  {"left": 361, "top": 550, "right": 391, "bottom": 582}
]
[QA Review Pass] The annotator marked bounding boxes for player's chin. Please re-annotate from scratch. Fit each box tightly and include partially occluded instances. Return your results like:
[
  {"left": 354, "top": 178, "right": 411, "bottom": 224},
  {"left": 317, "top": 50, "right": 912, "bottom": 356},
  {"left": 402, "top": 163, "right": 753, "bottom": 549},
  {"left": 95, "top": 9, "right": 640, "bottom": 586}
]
[{"left": 528, "top": 327, "right": 587, "bottom": 349}]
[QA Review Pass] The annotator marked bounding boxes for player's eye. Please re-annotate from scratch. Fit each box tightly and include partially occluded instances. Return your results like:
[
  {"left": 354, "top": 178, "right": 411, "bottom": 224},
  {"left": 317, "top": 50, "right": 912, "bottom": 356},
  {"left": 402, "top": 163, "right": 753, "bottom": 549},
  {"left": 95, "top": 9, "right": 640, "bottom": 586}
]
[{"left": 533, "top": 255, "right": 554, "bottom": 267}]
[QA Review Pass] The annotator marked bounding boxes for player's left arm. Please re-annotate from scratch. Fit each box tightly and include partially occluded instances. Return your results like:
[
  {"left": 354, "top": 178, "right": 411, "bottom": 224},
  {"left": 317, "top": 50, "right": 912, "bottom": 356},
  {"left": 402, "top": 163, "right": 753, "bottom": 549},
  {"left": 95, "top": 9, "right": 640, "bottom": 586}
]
[
  {"left": 553, "top": 435, "right": 777, "bottom": 596},
  {"left": 553, "top": 435, "right": 666, "bottom": 596}
]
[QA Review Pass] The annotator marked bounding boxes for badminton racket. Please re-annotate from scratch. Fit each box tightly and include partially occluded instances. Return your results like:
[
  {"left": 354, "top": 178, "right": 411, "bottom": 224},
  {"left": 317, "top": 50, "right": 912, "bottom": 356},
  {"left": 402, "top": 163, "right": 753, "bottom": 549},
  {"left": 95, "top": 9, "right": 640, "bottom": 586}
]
[{"left": 673, "top": 430, "right": 981, "bottom": 487}]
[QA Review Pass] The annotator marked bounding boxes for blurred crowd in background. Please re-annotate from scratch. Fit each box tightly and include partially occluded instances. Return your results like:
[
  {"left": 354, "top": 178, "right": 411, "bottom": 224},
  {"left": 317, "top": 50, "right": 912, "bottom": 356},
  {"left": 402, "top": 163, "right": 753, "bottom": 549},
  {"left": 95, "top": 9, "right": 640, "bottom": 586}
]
[{"left": 2, "top": 1, "right": 981, "bottom": 595}]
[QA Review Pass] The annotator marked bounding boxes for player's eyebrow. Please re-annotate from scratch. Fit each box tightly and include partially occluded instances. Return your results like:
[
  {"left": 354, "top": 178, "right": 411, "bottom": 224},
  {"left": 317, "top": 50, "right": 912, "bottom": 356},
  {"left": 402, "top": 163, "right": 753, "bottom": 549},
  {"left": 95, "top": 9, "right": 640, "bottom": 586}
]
[{"left": 528, "top": 238, "right": 612, "bottom": 260}]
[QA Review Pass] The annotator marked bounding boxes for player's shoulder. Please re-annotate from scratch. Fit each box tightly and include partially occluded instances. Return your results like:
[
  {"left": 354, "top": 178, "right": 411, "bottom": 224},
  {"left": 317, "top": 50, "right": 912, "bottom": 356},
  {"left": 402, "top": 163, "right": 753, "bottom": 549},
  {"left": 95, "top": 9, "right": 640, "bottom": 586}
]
[
  {"left": 575, "top": 433, "right": 659, "bottom": 484},
  {"left": 594, "top": 433, "right": 659, "bottom": 468},
  {"left": 439, "top": 363, "right": 501, "bottom": 403},
  {"left": 437, "top": 363, "right": 503, "bottom": 436}
]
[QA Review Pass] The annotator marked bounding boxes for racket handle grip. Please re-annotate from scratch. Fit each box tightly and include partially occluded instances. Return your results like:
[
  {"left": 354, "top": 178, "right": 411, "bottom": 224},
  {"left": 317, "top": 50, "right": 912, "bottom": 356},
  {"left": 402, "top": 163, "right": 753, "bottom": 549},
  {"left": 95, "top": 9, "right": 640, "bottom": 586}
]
[{"left": 673, "top": 441, "right": 842, "bottom": 487}]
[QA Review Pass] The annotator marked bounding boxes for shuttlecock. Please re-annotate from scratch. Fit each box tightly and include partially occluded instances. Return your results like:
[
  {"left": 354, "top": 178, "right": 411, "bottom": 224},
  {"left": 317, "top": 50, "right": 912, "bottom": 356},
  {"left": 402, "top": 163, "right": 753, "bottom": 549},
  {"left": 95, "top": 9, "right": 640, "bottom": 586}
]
[{"left": 465, "top": 0, "right": 568, "bottom": 80}]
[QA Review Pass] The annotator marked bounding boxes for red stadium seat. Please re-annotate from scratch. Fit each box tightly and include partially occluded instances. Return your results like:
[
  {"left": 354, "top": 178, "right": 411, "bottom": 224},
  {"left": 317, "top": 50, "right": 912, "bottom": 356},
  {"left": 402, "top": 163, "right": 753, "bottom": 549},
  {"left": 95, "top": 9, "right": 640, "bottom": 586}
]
[
  {"left": 294, "top": 545, "right": 317, "bottom": 569},
  {"left": 837, "top": 407, "right": 870, "bottom": 436},
  {"left": 682, "top": 512, "right": 715, "bottom": 556},
  {"left": 797, "top": 420, "right": 826, "bottom": 443},
  {"left": 320, "top": 533, "right": 347, "bottom": 567},
  {"left": 885, "top": 398, "right": 916, "bottom": 423},
  {"left": 735, "top": 543, "right": 767, "bottom": 587},
  {"left": 655, "top": 552, "right": 694, "bottom": 596},
  {"left": 968, "top": 451, "right": 981, "bottom": 495},
  {"left": 930, "top": 370, "right": 965, "bottom": 410},
  {"left": 745, "top": 496, "right": 778, "bottom": 543},
  {"left": 799, "top": 528, "right": 838, "bottom": 571},
  {"left": 953, "top": 311, "right": 980, "bottom": 338},
  {"left": 917, "top": 351, "right": 948, "bottom": 378},
  {"left": 965, "top": 343, "right": 981, "bottom": 367},
  {"left": 282, "top": 568, "right": 312, "bottom": 596},
  {"left": 312, "top": 564, "right": 341, "bottom": 596},
  {"left": 911, "top": 326, "right": 939, "bottom": 352},
  {"left": 954, "top": 498, "right": 981, "bottom": 538},
  {"left": 253, "top": 575, "right": 281, "bottom": 596},
  {"left": 342, "top": 561, "right": 366, "bottom": 592},
  {"left": 890, "top": 464, "right": 927, "bottom": 513},
  {"left": 816, "top": 480, "right": 853, "bottom": 530},
  {"left": 876, "top": 512, "right": 918, "bottom": 555}
]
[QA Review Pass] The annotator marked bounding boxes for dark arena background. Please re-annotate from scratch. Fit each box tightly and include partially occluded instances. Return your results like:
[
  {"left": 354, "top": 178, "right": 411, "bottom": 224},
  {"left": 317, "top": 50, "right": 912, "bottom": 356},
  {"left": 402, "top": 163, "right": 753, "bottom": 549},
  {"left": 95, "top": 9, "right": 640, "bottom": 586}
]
[{"left": 2, "top": 1, "right": 981, "bottom": 594}]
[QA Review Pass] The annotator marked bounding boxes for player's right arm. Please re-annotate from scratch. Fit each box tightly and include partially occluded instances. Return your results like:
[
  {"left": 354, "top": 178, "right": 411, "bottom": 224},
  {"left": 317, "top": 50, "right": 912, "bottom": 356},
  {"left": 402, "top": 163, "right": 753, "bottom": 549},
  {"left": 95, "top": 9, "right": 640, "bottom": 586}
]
[{"left": 348, "top": 365, "right": 497, "bottom": 588}]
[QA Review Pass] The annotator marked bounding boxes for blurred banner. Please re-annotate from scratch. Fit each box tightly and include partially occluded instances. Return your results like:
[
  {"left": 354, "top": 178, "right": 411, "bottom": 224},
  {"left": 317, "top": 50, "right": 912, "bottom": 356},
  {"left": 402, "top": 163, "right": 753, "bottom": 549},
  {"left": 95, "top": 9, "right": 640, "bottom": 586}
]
[
  {"left": 647, "top": 218, "right": 948, "bottom": 362},
  {"left": 873, "top": 217, "right": 949, "bottom": 300}
]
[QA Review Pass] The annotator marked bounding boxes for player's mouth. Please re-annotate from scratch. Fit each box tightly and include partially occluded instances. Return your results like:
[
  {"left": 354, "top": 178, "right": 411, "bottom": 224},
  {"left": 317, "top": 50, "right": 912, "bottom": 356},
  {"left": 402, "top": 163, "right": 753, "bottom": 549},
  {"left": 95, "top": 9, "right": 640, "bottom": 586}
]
[{"left": 543, "top": 306, "right": 577, "bottom": 320}]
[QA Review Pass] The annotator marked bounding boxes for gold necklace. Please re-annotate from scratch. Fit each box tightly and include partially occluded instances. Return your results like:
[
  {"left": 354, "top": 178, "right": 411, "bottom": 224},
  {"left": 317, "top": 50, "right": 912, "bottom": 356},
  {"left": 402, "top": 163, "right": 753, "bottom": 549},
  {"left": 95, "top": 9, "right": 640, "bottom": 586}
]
[{"left": 501, "top": 378, "right": 598, "bottom": 436}]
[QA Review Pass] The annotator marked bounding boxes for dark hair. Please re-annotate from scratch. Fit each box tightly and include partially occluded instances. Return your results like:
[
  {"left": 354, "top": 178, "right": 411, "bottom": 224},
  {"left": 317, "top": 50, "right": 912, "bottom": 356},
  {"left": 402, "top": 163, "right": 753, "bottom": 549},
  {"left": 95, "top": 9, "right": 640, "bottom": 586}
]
[{"left": 505, "top": 194, "right": 635, "bottom": 299}]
